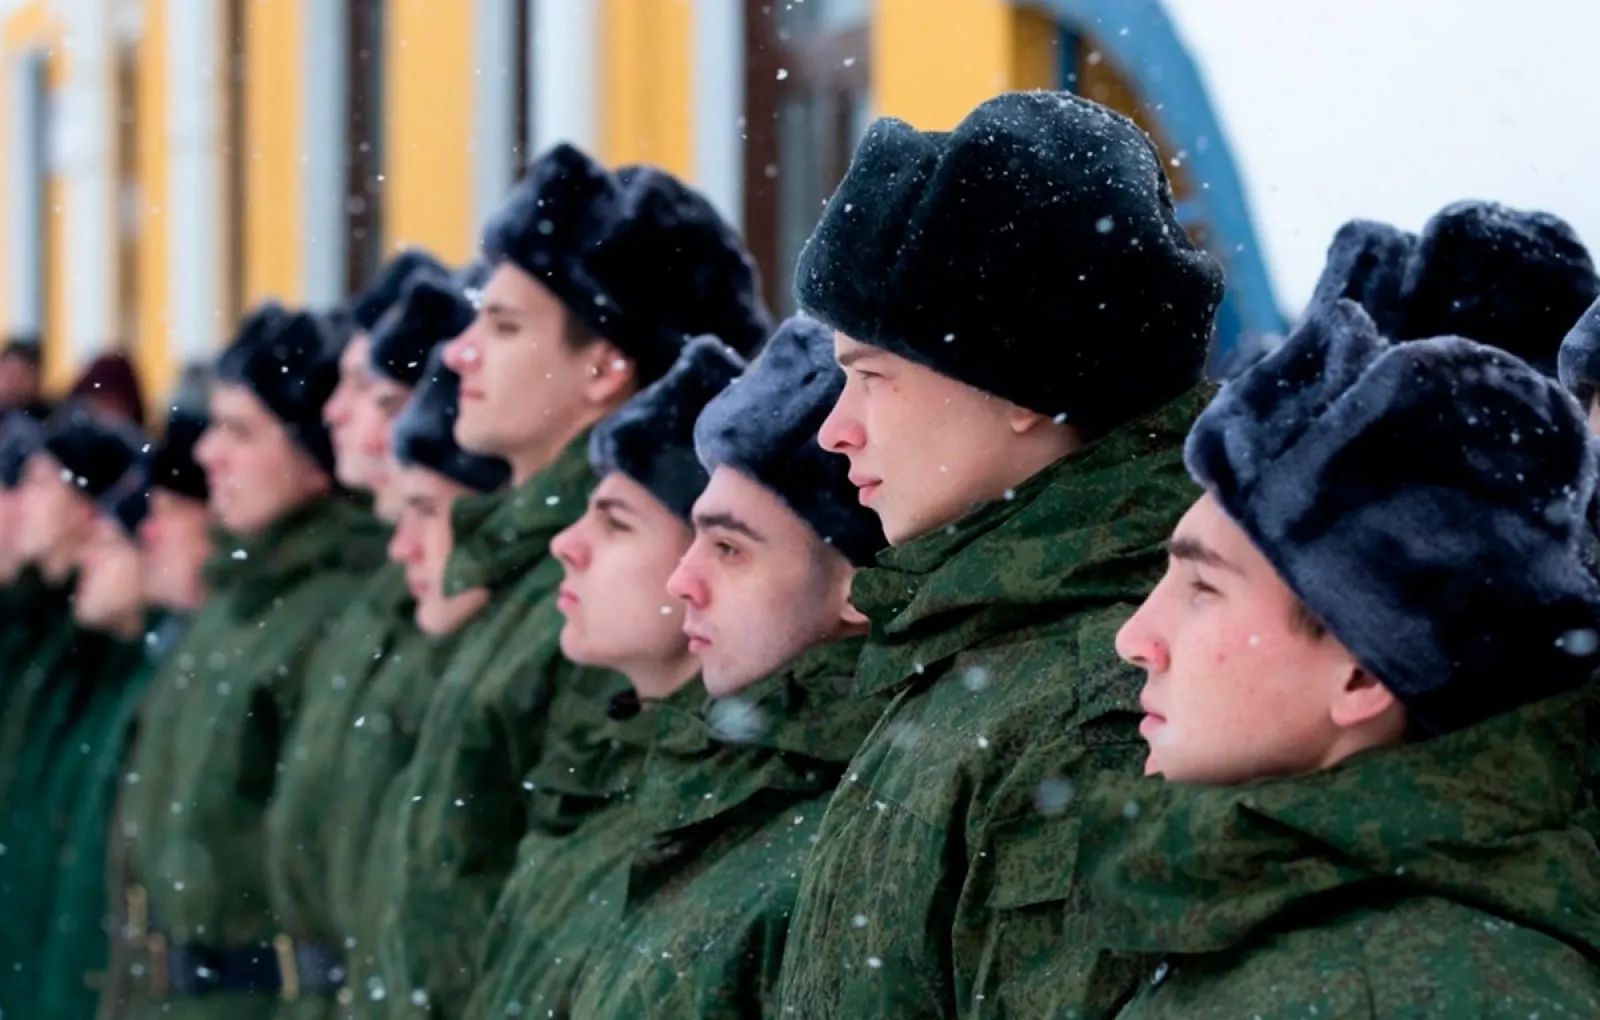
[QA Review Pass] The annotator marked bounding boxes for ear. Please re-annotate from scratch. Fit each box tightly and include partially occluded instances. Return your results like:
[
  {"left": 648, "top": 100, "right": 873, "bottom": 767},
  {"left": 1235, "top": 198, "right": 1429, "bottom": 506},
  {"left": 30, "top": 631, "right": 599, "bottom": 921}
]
[
  {"left": 1007, "top": 403, "right": 1082, "bottom": 450},
  {"left": 1328, "top": 666, "right": 1402, "bottom": 729},
  {"left": 581, "top": 341, "right": 638, "bottom": 405},
  {"left": 836, "top": 565, "right": 869, "bottom": 629}
]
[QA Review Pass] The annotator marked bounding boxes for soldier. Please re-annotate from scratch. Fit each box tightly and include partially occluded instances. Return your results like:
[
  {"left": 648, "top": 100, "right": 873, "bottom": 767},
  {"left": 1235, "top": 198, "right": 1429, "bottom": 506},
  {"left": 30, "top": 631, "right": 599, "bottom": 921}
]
[
  {"left": 100, "top": 370, "right": 213, "bottom": 1020},
  {"left": 1082, "top": 299, "right": 1600, "bottom": 1015},
  {"left": 0, "top": 406, "right": 144, "bottom": 1016},
  {"left": 465, "top": 336, "right": 744, "bottom": 1020},
  {"left": 264, "top": 271, "right": 479, "bottom": 1020},
  {"left": 369, "top": 143, "right": 768, "bottom": 1018},
  {"left": 338, "top": 347, "right": 509, "bottom": 1012},
  {"left": 116, "top": 305, "right": 386, "bottom": 1020},
  {"left": 774, "top": 91, "right": 1225, "bottom": 1018},
  {"left": 563, "top": 317, "right": 888, "bottom": 1019}
]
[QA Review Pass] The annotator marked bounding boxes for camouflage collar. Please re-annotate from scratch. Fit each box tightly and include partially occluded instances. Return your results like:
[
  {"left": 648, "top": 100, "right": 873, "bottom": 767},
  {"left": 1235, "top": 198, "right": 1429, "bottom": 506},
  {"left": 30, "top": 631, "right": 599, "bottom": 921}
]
[
  {"left": 1080, "top": 686, "right": 1600, "bottom": 958},
  {"left": 442, "top": 433, "right": 595, "bottom": 596},
  {"left": 202, "top": 495, "right": 388, "bottom": 618},
  {"left": 639, "top": 637, "right": 879, "bottom": 835},
  {"left": 851, "top": 387, "right": 1205, "bottom": 698}
]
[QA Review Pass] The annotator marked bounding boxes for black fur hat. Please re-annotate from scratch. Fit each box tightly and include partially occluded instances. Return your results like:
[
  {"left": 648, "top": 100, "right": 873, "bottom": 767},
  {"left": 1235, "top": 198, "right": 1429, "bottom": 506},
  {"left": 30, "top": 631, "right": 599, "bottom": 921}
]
[
  {"left": 149, "top": 364, "right": 210, "bottom": 503},
  {"left": 97, "top": 459, "right": 150, "bottom": 538},
  {"left": 1304, "top": 219, "right": 1416, "bottom": 338},
  {"left": 392, "top": 347, "right": 511, "bottom": 493},
  {"left": 1188, "top": 298, "right": 1600, "bottom": 736},
  {"left": 589, "top": 335, "right": 745, "bottom": 521},
  {"left": 483, "top": 144, "right": 772, "bottom": 383},
  {"left": 1558, "top": 296, "right": 1600, "bottom": 408},
  {"left": 1398, "top": 201, "right": 1600, "bottom": 375},
  {"left": 694, "top": 316, "right": 886, "bottom": 566},
  {"left": 39, "top": 402, "right": 147, "bottom": 501},
  {"left": 453, "top": 259, "right": 491, "bottom": 296},
  {"left": 368, "top": 272, "right": 476, "bottom": 387},
  {"left": 351, "top": 248, "right": 451, "bottom": 332},
  {"left": 794, "top": 91, "right": 1223, "bottom": 437},
  {"left": 214, "top": 302, "right": 342, "bottom": 476},
  {"left": 0, "top": 412, "right": 42, "bottom": 489}
]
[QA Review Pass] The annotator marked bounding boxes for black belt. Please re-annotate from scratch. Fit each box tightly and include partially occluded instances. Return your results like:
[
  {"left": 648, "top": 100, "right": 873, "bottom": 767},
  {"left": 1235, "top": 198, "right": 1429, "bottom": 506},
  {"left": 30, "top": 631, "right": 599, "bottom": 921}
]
[{"left": 149, "top": 934, "right": 346, "bottom": 999}]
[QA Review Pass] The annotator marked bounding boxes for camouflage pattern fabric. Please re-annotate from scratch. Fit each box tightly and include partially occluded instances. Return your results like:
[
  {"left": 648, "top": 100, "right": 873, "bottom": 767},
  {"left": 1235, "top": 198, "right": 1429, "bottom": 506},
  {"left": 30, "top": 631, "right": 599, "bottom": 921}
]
[
  {"left": 775, "top": 388, "right": 1206, "bottom": 1019},
  {"left": 1078, "top": 686, "right": 1600, "bottom": 1019},
  {"left": 569, "top": 637, "right": 888, "bottom": 1020}
]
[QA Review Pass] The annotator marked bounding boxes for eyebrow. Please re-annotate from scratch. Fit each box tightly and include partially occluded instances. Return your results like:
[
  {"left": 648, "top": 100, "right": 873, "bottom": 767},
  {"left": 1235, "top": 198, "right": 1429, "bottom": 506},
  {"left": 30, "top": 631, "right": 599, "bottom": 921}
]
[
  {"left": 1167, "top": 536, "right": 1243, "bottom": 574},
  {"left": 594, "top": 496, "right": 635, "bottom": 518},
  {"left": 406, "top": 495, "right": 437, "bottom": 512},
  {"left": 480, "top": 301, "right": 527, "bottom": 319},
  {"left": 835, "top": 347, "right": 882, "bottom": 370},
  {"left": 693, "top": 511, "right": 765, "bottom": 544}
]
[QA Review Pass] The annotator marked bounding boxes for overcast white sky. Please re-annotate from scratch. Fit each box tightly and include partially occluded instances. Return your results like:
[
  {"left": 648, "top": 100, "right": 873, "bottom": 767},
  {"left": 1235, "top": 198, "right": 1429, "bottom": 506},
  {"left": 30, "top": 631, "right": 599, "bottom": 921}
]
[{"left": 1163, "top": 0, "right": 1600, "bottom": 315}]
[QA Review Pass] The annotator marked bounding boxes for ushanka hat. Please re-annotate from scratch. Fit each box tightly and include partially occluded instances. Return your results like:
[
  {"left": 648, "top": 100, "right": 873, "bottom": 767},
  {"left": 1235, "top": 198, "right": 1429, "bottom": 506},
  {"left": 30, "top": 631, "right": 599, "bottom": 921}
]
[
  {"left": 1188, "top": 298, "right": 1600, "bottom": 735},
  {"left": 392, "top": 346, "right": 511, "bottom": 494},
  {"left": 39, "top": 402, "right": 147, "bottom": 501},
  {"left": 96, "top": 458, "right": 151, "bottom": 539},
  {"left": 694, "top": 316, "right": 886, "bottom": 565},
  {"left": 482, "top": 144, "right": 772, "bottom": 383},
  {"left": 589, "top": 335, "right": 745, "bottom": 521},
  {"left": 0, "top": 412, "right": 42, "bottom": 489},
  {"left": 214, "top": 302, "right": 343, "bottom": 476},
  {"left": 350, "top": 248, "right": 451, "bottom": 332},
  {"left": 794, "top": 90, "right": 1223, "bottom": 437},
  {"left": 368, "top": 271, "right": 476, "bottom": 387},
  {"left": 1303, "top": 219, "right": 1416, "bottom": 339},
  {"left": 149, "top": 364, "right": 210, "bottom": 503}
]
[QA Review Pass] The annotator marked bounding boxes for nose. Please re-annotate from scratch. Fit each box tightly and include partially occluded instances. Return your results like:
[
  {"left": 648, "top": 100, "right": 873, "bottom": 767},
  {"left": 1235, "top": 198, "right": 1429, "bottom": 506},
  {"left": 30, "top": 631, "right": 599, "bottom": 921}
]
[
  {"left": 1114, "top": 598, "right": 1169, "bottom": 674},
  {"left": 388, "top": 519, "right": 418, "bottom": 565},
  {"left": 665, "top": 548, "right": 708, "bottom": 609},
  {"left": 137, "top": 514, "right": 160, "bottom": 550},
  {"left": 324, "top": 384, "right": 351, "bottom": 427},
  {"left": 443, "top": 321, "right": 480, "bottom": 375},
  {"left": 550, "top": 520, "right": 588, "bottom": 573},
  {"left": 817, "top": 387, "right": 865, "bottom": 454},
  {"left": 193, "top": 426, "right": 221, "bottom": 471}
]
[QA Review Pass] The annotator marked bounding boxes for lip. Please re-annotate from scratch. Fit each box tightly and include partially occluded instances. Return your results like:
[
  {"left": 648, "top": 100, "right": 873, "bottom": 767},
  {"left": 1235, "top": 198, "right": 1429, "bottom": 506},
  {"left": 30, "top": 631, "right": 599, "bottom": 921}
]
[
  {"left": 1138, "top": 713, "right": 1166, "bottom": 739},
  {"left": 683, "top": 627, "right": 711, "bottom": 654},
  {"left": 405, "top": 575, "right": 428, "bottom": 598},
  {"left": 850, "top": 474, "right": 882, "bottom": 505},
  {"left": 556, "top": 585, "right": 580, "bottom": 612},
  {"left": 460, "top": 387, "right": 485, "bottom": 402}
]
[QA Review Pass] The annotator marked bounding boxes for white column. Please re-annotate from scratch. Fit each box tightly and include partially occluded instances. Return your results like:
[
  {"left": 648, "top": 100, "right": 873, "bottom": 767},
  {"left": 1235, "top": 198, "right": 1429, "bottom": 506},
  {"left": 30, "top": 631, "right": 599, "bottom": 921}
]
[
  {"left": 692, "top": 0, "right": 743, "bottom": 229},
  {"left": 55, "top": 0, "right": 113, "bottom": 364},
  {"left": 6, "top": 50, "right": 44, "bottom": 334},
  {"left": 473, "top": 0, "right": 516, "bottom": 235},
  {"left": 165, "top": 0, "right": 222, "bottom": 363},
  {"left": 531, "top": 0, "right": 598, "bottom": 156},
  {"left": 300, "top": 0, "right": 348, "bottom": 306}
]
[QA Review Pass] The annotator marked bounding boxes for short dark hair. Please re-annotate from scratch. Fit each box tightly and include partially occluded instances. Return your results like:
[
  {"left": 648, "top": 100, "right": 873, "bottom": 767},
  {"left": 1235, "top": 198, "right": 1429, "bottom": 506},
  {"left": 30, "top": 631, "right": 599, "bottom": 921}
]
[
  {"left": 1, "top": 338, "right": 41, "bottom": 370},
  {"left": 1288, "top": 597, "right": 1328, "bottom": 640},
  {"left": 562, "top": 309, "right": 601, "bottom": 352}
]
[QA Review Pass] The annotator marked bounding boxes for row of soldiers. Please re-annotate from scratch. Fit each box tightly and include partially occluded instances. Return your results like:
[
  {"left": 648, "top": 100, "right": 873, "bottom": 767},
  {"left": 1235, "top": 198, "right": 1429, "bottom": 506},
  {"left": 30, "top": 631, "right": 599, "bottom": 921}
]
[{"left": 3, "top": 88, "right": 1600, "bottom": 1020}]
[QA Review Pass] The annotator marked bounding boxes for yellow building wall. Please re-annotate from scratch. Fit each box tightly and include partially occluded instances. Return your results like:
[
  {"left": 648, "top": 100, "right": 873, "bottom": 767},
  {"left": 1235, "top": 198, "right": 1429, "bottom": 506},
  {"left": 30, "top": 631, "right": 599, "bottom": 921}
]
[
  {"left": 872, "top": 0, "right": 1056, "bottom": 129},
  {"left": 384, "top": 0, "right": 474, "bottom": 263},
  {"left": 136, "top": 0, "right": 173, "bottom": 406},
  {"left": 599, "top": 0, "right": 693, "bottom": 177},
  {"left": 243, "top": 0, "right": 303, "bottom": 305}
]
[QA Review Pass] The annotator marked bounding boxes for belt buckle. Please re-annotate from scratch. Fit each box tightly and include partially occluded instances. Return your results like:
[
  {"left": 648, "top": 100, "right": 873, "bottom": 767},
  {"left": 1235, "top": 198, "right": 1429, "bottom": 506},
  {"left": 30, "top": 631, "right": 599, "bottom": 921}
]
[
  {"left": 273, "top": 934, "right": 301, "bottom": 1002},
  {"left": 147, "top": 933, "right": 169, "bottom": 999}
]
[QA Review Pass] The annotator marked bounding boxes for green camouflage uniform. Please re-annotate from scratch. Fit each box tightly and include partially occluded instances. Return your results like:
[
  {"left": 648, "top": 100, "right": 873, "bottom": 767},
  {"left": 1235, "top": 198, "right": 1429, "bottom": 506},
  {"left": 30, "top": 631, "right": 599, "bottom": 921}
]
[
  {"left": 1078, "top": 687, "right": 1600, "bottom": 1019},
  {"left": 363, "top": 438, "right": 606, "bottom": 1019},
  {"left": 463, "top": 680, "right": 692, "bottom": 1020},
  {"left": 568, "top": 637, "right": 888, "bottom": 1020},
  {"left": 0, "top": 567, "right": 71, "bottom": 689},
  {"left": 35, "top": 613, "right": 182, "bottom": 1020},
  {"left": 775, "top": 390, "right": 1205, "bottom": 1019},
  {"left": 112, "top": 497, "right": 387, "bottom": 1020},
  {"left": 263, "top": 562, "right": 410, "bottom": 1020}
]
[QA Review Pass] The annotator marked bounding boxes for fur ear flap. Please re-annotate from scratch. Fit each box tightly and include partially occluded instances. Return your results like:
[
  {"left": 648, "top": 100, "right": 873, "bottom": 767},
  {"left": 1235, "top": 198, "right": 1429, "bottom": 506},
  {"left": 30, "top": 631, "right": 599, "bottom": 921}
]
[{"left": 39, "top": 403, "right": 146, "bottom": 501}]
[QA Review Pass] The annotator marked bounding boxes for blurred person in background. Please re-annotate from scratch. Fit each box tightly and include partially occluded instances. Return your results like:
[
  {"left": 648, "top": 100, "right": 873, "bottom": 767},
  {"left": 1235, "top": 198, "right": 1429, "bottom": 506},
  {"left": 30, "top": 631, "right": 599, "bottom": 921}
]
[
  {"left": 70, "top": 352, "right": 146, "bottom": 428},
  {"left": 0, "top": 337, "right": 51, "bottom": 421}
]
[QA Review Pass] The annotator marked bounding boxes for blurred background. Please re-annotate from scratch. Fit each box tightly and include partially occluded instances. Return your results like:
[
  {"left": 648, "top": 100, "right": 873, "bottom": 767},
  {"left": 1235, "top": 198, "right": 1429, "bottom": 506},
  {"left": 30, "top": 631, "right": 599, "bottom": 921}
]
[{"left": 1, "top": 0, "right": 1598, "bottom": 415}]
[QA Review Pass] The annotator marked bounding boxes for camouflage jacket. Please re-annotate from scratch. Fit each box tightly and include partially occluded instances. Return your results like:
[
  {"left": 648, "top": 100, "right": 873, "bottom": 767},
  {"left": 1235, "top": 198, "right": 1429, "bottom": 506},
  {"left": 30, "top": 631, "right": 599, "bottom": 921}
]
[
  {"left": 1079, "top": 687, "right": 1600, "bottom": 1019},
  {"left": 775, "top": 389, "right": 1206, "bottom": 1019},
  {"left": 463, "top": 680, "right": 693, "bottom": 1020},
  {"left": 123, "top": 497, "right": 387, "bottom": 948},
  {"left": 0, "top": 575, "right": 85, "bottom": 808},
  {"left": 263, "top": 560, "right": 409, "bottom": 945},
  {"left": 569, "top": 637, "right": 888, "bottom": 1020},
  {"left": 365, "top": 437, "right": 609, "bottom": 1019},
  {"left": 0, "top": 567, "right": 71, "bottom": 687}
]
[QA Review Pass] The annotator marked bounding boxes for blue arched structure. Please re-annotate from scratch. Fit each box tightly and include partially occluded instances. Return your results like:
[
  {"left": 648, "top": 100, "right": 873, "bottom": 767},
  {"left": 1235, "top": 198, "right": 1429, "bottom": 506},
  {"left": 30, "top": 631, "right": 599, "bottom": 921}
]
[{"left": 1033, "top": 0, "right": 1284, "bottom": 352}]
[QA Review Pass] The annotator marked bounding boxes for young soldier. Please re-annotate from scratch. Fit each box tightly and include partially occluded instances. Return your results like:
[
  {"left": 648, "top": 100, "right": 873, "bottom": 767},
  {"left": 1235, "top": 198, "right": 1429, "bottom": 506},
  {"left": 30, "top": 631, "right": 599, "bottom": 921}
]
[
  {"left": 567, "top": 317, "right": 889, "bottom": 1019},
  {"left": 262, "top": 272, "right": 477, "bottom": 1017},
  {"left": 35, "top": 462, "right": 164, "bottom": 1020},
  {"left": 464, "top": 337, "right": 743, "bottom": 1020},
  {"left": 0, "top": 407, "right": 144, "bottom": 1016},
  {"left": 338, "top": 349, "right": 509, "bottom": 1010},
  {"left": 775, "top": 92, "right": 1224, "bottom": 1017},
  {"left": 370, "top": 143, "right": 768, "bottom": 1018},
  {"left": 1081, "top": 299, "right": 1600, "bottom": 1016},
  {"left": 116, "top": 305, "right": 386, "bottom": 1020}
]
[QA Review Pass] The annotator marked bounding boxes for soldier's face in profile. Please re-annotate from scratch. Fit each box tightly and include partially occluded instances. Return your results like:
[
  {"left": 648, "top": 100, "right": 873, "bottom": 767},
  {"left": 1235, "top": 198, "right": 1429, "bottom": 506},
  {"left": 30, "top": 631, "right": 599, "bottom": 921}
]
[
  {"left": 551, "top": 473, "right": 695, "bottom": 696},
  {"left": 668, "top": 467, "right": 862, "bottom": 698},
  {"left": 352, "top": 376, "right": 413, "bottom": 524},
  {"left": 325, "top": 335, "right": 383, "bottom": 492},
  {"left": 1114, "top": 494, "right": 1396, "bottom": 785},
  {"left": 195, "top": 385, "right": 331, "bottom": 537},
  {"left": 74, "top": 515, "right": 144, "bottom": 631},
  {"left": 15, "top": 452, "right": 94, "bottom": 570},
  {"left": 389, "top": 465, "right": 488, "bottom": 637},
  {"left": 139, "top": 489, "right": 212, "bottom": 611},
  {"left": 819, "top": 333, "right": 1034, "bottom": 545}
]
